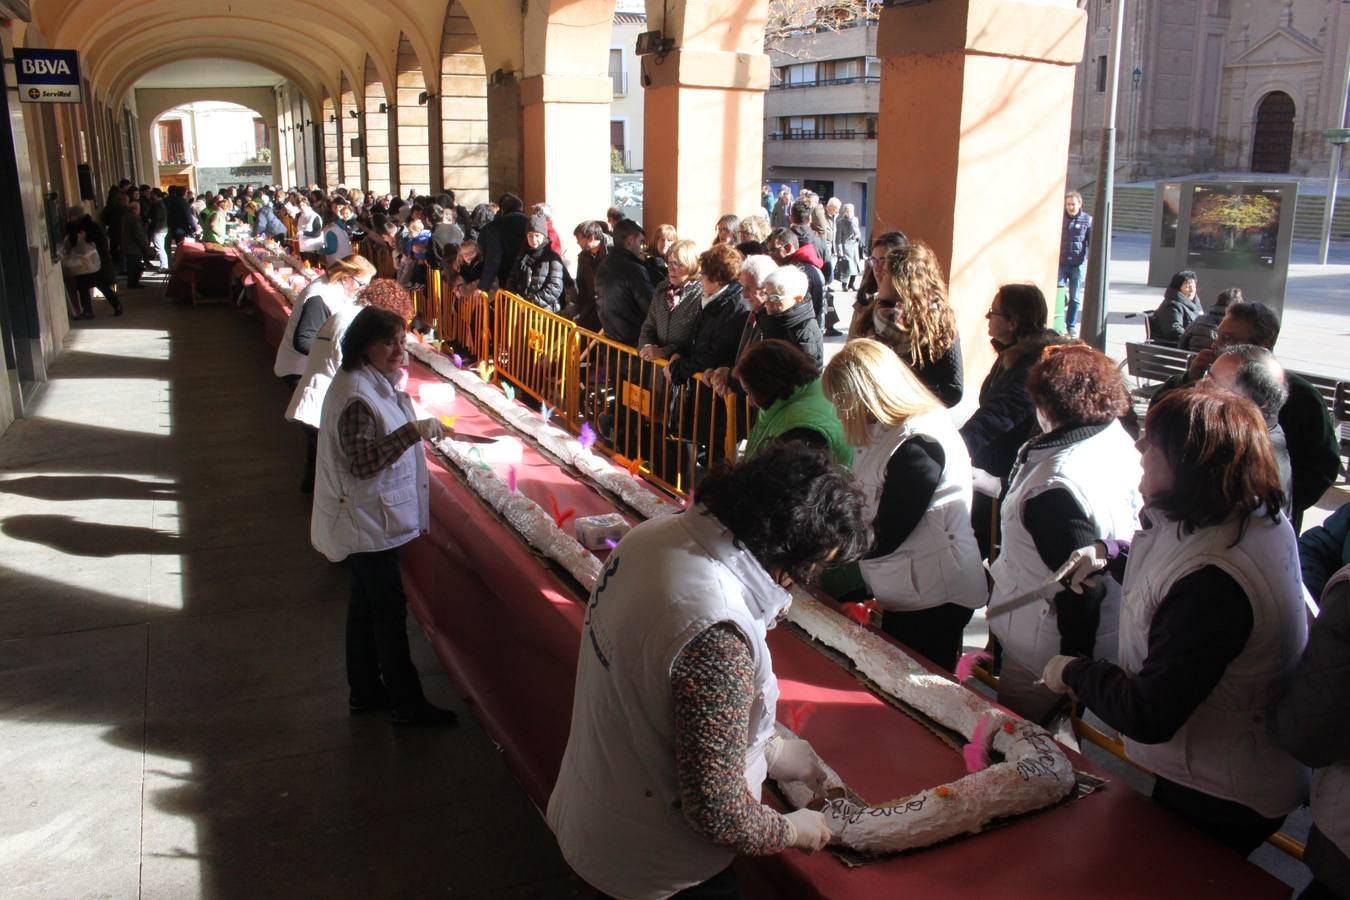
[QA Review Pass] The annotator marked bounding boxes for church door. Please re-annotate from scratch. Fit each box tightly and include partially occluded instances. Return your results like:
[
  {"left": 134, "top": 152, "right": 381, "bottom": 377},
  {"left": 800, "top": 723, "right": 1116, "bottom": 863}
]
[{"left": 1251, "top": 91, "right": 1295, "bottom": 173}]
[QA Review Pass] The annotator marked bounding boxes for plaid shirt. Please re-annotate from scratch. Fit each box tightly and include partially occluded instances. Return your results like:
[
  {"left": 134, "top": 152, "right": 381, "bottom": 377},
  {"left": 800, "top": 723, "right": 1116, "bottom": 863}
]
[{"left": 337, "top": 398, "right": 420, "bottom": 479}]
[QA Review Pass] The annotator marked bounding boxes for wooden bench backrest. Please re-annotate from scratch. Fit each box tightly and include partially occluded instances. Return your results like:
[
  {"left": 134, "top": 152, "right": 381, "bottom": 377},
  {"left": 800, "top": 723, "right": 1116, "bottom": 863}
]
[{"left": 1125, "top": 341, "right": 1193, "bottom": 385}]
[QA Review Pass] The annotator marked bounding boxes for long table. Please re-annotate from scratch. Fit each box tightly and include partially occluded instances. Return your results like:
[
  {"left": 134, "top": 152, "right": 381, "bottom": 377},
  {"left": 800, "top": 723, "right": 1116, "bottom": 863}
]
[{"left": 239, "top": 273, "right": 1292, "bottom": 898}]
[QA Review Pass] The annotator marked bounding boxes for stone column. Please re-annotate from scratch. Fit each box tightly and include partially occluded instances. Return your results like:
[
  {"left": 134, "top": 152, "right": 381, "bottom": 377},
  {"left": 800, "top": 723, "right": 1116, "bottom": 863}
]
[
  {"left": 519, "top": 73, "right": 611, "bottom": 239},
  {"left": 874, "top": 0, "right": 1086, "bottom": 379},
  {"left": 641, "top": 49, "right": 770, "bottom": 238}
]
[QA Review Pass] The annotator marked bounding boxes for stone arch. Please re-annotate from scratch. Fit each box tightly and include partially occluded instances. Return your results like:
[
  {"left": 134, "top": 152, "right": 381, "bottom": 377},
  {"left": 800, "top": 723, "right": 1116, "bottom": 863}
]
[
  {"left": 147, "top": 98, "right": 277, "bottom": 190},
  {"left": 1251, "top": 89, "right": 1296, "bottom": 173},
  {"left": 440, "top": 0, "right": 490, "bottom": 204},
  {"left": 395, "top": 33, "right": 432, "bottom": 196},
  {"left": 363, "top": 56, "right": 393, "bottom": 195}
]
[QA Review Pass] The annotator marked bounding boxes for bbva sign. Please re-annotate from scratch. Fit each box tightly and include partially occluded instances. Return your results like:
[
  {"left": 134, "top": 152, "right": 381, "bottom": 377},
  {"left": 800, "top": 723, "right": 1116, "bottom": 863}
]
[{"left": 14, "top": 49, "right": 82, "bottom": 104}]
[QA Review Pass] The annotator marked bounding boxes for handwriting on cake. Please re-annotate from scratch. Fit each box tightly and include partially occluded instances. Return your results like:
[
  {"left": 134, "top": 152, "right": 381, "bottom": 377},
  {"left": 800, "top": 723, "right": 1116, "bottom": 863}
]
[{"left": 825, "top": 795, "right": 928, "bottom": 826}]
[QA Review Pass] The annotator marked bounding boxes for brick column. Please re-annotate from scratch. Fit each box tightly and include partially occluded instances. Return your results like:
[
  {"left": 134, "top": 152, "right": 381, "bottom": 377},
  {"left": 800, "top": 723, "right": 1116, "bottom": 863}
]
[
  {"left": 641, "top": 49, "right": 770, "bottom": 238},
  {"left": 874, "top": 0, "right": 1086, "bottom": 379}
]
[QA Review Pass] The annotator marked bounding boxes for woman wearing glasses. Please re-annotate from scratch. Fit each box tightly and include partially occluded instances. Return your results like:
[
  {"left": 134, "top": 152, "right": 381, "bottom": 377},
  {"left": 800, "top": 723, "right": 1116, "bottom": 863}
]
[
  {"left": 958, "top": 283, "right": 1060, "bottom": 555},
  {"left": 850, "top": 241, "right": 962, "bottom": 407}
]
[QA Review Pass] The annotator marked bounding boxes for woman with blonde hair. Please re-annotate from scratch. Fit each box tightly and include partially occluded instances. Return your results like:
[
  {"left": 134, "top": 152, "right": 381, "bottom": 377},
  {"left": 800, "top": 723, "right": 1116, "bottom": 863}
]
[
  {"left": 638, "top": 239, "right": 703, "bottom": 362},
  {"left": 851, "top": 241, "right": 963, "bottom": 407},
  {"left": 821, "top": 338, "right": 986, "bottom": 671}
]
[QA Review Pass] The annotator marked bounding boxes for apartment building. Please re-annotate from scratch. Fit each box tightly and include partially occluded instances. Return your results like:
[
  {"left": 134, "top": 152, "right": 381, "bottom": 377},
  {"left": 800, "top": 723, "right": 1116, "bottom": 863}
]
[{"left": 763, "top": 22, "right": 880, "bottom": 225}]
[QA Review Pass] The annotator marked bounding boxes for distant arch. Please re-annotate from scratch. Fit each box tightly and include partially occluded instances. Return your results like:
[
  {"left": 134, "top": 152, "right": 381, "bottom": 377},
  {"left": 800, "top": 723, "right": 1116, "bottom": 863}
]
[{"left": 1251, "top": 90, "right": 1295, "bottom": 174}]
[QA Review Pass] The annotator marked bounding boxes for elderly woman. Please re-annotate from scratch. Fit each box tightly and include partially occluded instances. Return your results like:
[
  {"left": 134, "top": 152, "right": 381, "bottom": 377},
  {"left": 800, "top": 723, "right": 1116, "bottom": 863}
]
[
  {"left": 548, "top": 443, "right": 871, "bottom": 898},
  {"left": 665, "top": 244, "right": 747, "bottom": 386},
  {"left": 852, "top": 241, "right": 963, "bottom": 407},
  {"left": 986, "top": 344, "right": 1142, "bottom": 725},
  {"left": 833, "top": 202, "right": 862, "bottom": 292},
  {"left": 736, "top": 215, "right": 772, "bottom": 257},
  {"left": 822, "top": 339, "right": 987, "bottom": 672},
  {"left": 311, "top": 304, "right": 452, "bottom": 727},
  {"left": 704, "top": 255, "right": 779, "bottom": 399},
  {"left": 1149, "top": 269, "right": 1202, "bottom": 345},
  {"left": 736, "top": 339, "right": 850, "bottom": 465},
  {"left": 638, "top": 239, "right": 703, "bottom": 363},
  {"left": 959, "top": 283, "right": 1058, "bottom": 555},
  {"left": 755, "top": 265, "right": 824, "bottom": 367},
  {"left": 1041, "top": 384, "right": 1308, "bottom": 856}
]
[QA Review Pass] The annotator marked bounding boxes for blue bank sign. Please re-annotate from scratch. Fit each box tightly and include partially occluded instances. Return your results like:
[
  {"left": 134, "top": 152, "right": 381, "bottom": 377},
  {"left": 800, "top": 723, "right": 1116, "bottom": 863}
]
[{"left": 13, "top": 49, "right": 82, "bottom": 104}]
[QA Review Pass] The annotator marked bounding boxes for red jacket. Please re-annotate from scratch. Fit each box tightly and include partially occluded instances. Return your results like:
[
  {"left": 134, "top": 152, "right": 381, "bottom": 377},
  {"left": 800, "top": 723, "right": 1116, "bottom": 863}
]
[{"left": 788, "top": 243, "right": 824, "bottom": 270}]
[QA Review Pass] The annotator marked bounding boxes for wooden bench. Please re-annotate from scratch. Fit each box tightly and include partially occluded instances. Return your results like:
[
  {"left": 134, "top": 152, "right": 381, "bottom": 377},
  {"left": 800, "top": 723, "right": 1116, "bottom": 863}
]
[{"left": 1334, "top": 380, "right": 1350, "bottom": 475}]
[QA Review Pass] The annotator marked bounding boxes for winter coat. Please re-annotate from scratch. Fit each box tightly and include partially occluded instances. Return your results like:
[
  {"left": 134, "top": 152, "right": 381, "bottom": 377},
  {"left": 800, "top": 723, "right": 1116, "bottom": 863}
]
[
  {"left": 833, "top": 214, "right": 862, "bottom": 279},
  {"left": 757, "top": 299, "right": 824, "bottom": 368},
  {"left": 477, "top": 210, "right": 531, "bottom": 292},
  {"left": 744, "top": 378, "right": 851, "bottom": 466},
  {"left": 254, "top": 204, "right": 289, "bottom": 239},
  {"left": 790, "top": 224, "right": 829, "bottom": 270},
  {"left": 1271, "top": 566, "right": 1350, "bottom": 897},
  {"left": 668, "top": 283, "right": 748, "bottom": 384},
  {"left": 570, "top": 244, "right": 607, "bottom": 332},
  {"left": 165, "top": 195, "right": 194, "bottom": 233},
  {"left": 1178, "top": 302, "right": 1226, "bottom": 352},
  {"left": 638, "top": 280, "right": 703, "bottom": 356},
  {"left": 1301, "top": 504, "right": 1350, "bottom": 600},
  {"left": 120, "top": 213, "right": 152, "bottom": 259},
  {"left": 1059, "top": 210, "right": 1092, "bottom": 269},
  {"left": 1149, "top": 288, "right": 1203, "bottom": 345},
  {"left": 504, "top": 244, "right": 566, "bottom": 313},
  {"left": 595, "top": 246, "right": 656, "bottom": 347},
  {"left": 959, "top": 331, "right": 1058, "bottom": 478},
  {"left": 147, "top": 198, "right": 168, "bottom": 233}
]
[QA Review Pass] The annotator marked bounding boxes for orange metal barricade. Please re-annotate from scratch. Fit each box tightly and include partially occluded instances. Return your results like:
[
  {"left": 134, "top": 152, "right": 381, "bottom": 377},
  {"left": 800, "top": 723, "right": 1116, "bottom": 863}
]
[{"left": 493, "top": 288, "right": 577, "bottom": 413}]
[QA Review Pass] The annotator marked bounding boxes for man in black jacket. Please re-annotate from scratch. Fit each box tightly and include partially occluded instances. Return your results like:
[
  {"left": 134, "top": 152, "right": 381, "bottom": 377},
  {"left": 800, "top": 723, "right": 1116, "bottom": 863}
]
[
  {"left": 569, "top": 220, "right": 608, "bottom": 331},
  {"left": 425, "top": 203, "right": 465, "bottom": 272},
  {"left": 765, "top": 228, "right": 825, "bottom": 329},
  {"left": 505, "top": 214, "right": 566, "bottom": 312},
  {"left": 1149, "top": 300, "right": 1338, "bottom": 532},
  {"left": 594, "top": 218, "right": 654, "bottom": 347},
  {"left": 476, "top": 193, "right": 531, "bottom": 293}
]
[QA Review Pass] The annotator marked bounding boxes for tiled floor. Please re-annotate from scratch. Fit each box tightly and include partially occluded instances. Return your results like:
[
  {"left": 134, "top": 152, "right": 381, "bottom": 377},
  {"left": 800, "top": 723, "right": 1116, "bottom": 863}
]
[{"left": 0, "top": 275, "right": 578, "bottom": 899}]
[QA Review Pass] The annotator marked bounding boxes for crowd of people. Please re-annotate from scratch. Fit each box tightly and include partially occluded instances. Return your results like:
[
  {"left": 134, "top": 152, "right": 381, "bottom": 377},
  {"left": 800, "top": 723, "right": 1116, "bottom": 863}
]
[{"left": 227, "top": 175, "right": 1347, "bottom": 899}]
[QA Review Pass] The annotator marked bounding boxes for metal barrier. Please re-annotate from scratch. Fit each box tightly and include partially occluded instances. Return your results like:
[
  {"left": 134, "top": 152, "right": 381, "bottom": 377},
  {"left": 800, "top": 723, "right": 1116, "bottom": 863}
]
[
  {"left": 434, "top": 272, "right": 491, "bottom": 362},
  {"left": 967, "top": 661, "right": 1307, "bottom": 861},
  {"left": 485, "top": 289, "right": 753, "bottom": 498}
]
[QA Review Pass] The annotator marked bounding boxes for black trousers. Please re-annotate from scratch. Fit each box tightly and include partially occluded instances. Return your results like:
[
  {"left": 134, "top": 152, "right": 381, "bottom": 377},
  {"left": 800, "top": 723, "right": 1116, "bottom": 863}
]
[
  {"left": 346, "top": 548, "right": 426, "bottom": 712},
  {"left": 880, "top": 602, "right": 975, "bottom": 673},
  {"left": 672, "top": 867, "right": 741, "bottom": 899},
  {"left": 123, "top": 254, "right": 144, "bottom": 287},
  {"left": 1151, "top": 777, "right": 1285, "bottom": 857}
]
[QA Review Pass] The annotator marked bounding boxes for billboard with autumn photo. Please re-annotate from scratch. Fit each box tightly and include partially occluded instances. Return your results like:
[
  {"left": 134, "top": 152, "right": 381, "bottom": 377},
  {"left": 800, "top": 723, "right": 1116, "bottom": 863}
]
[{"left": 1185, "top": 184, "right": 1283, "bottom": 270}]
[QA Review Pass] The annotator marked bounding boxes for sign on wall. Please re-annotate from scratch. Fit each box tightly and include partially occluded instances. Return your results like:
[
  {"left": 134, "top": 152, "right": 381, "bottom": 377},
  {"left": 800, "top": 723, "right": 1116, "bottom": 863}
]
[{"left": 13, "top": 49, "right": 82, "bottom": 103}]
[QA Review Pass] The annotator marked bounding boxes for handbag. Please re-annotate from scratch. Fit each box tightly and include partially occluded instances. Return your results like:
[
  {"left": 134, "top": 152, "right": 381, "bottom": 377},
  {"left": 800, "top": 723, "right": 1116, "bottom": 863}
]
[{"left": 61, "top": 237, "right": 101, "bottom": 277}]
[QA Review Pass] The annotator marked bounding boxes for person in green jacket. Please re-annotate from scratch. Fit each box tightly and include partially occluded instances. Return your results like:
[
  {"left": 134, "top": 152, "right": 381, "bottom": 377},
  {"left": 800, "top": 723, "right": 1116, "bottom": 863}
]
[{"left": 734, "top": 339, "right": 851, "bottom": 466}]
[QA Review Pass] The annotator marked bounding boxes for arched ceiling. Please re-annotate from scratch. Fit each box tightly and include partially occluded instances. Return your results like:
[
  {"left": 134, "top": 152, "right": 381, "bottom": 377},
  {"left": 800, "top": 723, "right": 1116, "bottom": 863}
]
[{"left": 28, "top": 0, "right": 529, "bottom": 111}]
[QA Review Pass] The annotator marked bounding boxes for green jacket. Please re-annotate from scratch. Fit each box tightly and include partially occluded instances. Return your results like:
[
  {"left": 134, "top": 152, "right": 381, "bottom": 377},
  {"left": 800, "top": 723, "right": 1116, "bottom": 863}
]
[{"left": 744, "top": 379, "right": 852, "bottom": 466}]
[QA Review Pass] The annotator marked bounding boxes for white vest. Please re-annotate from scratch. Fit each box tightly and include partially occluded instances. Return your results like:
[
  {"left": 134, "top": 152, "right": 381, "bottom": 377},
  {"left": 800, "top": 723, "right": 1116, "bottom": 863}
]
[
  {"left": 273, "top": 280, "right": 352, "bottom": 378},
  {"left": 322, "top": 222, "right": 353, "bottom": 264},
  {"left": 310, "top": 364, "right": 429, "bottom": 562},
  {"left": 988, "top": 422, "right": 1142, "bottom": 671},
  {"left": 1119, "top": 509, "right": 1309, "bottom": 818},
  {"left": 286, "top": 303, "right": 364, "bottom": 429},
  {"left": 546, "top": 508, "right": 787, "bottom": 900},
  {"left": 296, "top": 208, "right": 322, "bottom": 252},
  {"left": 1311, "top": 566, "right": 1350, "bottom": 859},
  {"left": 852, "top": 412, "right": 987, "bottom": 612}
]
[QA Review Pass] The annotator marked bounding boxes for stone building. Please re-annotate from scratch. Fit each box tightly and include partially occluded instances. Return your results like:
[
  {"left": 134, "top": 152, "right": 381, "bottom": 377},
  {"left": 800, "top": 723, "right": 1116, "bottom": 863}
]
[{"left": 1069, "top": 0, "right": 1350, "bottom": 184}]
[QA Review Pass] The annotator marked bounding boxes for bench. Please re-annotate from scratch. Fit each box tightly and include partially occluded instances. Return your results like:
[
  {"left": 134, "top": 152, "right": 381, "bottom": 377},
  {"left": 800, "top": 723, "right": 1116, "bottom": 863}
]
[
  {"left": 1335, "top": 381, "right": 1350, "bottom": 475},
  {"left": 1123, "top": 341, "right": 1194, "bottom": 400}
]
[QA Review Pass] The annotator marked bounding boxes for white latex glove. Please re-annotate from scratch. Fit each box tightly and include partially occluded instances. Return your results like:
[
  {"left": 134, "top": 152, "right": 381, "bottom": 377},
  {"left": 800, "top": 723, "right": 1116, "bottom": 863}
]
[
  {"left": 782, "top": 808, "right": 832, "bottom": 852},
  {"left": 765, "top": 736, "right": 827, "bottom": 793},
  {"left": 1050, "top": 542, "right": 1108, "bottom": 594},
  {"left": 971, "top": 467, "right": 1002, "bottom": 498},
  {"left": 414, "top": 418, "right": 446, "bottom": 442},
  {"left": 1040, "top": 654, "right": 1076, "bottom": 694}
]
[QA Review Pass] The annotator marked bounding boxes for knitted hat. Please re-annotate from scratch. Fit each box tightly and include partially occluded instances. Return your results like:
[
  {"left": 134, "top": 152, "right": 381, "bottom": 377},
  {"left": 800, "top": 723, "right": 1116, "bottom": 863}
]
[
  {"left": 528, "top": 212, "right": 550, "bottom": 236},
  {"left": 358, "top": 278, "right": 413, "bottom": 319}
]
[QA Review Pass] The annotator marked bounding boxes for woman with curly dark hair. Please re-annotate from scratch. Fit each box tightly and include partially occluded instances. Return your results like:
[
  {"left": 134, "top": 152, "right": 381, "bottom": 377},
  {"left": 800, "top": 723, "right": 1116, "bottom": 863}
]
[
  {"left": 548, "top": 443, "right": 871, "bottom": 898},
  {"left": 1038, "top": 383, "right": 1308, "bottom": 856},
  {"left": 849, "top": 241, "right": 963, "bottom": 407},
  {"left": 985, "top": 343, "right": 1142, "bottom": 725}
]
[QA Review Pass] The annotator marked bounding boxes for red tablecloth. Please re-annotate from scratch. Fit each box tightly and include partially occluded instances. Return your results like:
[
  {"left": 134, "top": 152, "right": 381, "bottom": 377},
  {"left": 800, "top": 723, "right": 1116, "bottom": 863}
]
[
  {"left": 166, "top": 241, "right": 239, "bottom": 301},
  {"left": 241, "top": 289, "right": 1290, "bottom": 898}
]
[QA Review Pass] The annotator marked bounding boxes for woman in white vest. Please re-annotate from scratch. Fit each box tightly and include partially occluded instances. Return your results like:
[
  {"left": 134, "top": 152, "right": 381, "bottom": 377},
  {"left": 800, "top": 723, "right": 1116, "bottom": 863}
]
[
  {"left": 1041, "top": 384, "right": 1309, "bottom": 855},
  {"left": 295, "top": 197, "right": 323, "bottom": 259},
  {"left": 547, "top": 444, "right": 872, "bottom": 899},
  {"left": 275, "top": 255, "right": 375, "bottom": 492},
  {"left": 986, "top": 344, "right": 1142, "bottom": 725},
  {"left": 819, "top": 338, "right": 985, "bottom": 672},
  {"left": 1273, "top": 562, "right": 1350, "bottom": 898},
  {"left": 311, "top": 306, "right": 453, "bottom": 727}
]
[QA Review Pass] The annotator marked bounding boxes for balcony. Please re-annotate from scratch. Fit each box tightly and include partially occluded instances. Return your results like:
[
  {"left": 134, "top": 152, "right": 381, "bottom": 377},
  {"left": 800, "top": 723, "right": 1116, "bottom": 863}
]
[
  {"left": 765, "top": 78, "right": 880, "bottom": 117},
  {"left": 764, "top": 132, "right": 877, "bottom": 170},
  {"left": 770, "top": 74, "right": 879, "bottom": 91},
  {"left": 156, "top": 141, "right": 191, "bottom": 165}
]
